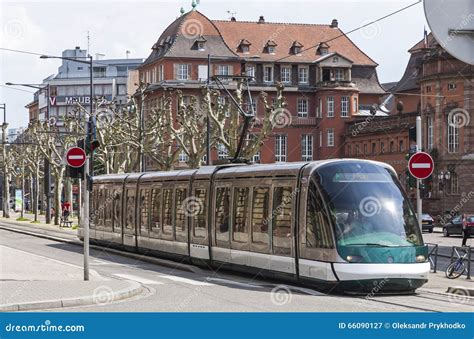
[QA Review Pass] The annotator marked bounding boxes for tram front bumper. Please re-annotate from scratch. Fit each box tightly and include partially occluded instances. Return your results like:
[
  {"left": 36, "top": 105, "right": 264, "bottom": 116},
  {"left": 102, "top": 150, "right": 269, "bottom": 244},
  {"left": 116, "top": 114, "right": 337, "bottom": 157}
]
[{"left": 333, "top": 262, "right": 430, "bottom": 293}]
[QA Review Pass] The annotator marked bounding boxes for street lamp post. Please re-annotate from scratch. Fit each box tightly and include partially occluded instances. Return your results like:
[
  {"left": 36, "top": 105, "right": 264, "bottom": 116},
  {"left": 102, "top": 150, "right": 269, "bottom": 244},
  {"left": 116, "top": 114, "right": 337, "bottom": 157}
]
[
  {"left": 0, "top": 104, "right": 8, "bottom": 218},
  {"left": 6, "top": 82, "right": 52, "bottom": 224},
  {"left": 40, "top": 54, "right": 93, "bottom": 281}
]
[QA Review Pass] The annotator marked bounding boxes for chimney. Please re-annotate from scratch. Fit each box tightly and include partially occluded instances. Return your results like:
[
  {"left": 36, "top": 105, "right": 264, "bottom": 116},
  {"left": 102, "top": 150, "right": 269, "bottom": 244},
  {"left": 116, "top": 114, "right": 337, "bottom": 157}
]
[
  {"left": 230, "top": 16, "right": 236, "bottom": 22},
  {"left": 258, "top": 15, "right": 265, "bottom": 24},
  {"left": 330, "top": 19, "right": 338, "bottom": 28},
  {"left": 75, "top": 46, "right": 80, "bottom": 50}
]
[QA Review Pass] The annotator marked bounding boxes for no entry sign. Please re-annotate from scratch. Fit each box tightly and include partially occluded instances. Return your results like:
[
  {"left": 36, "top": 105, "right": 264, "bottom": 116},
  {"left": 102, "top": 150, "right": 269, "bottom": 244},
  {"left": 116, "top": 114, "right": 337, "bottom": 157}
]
[
  {"left": 66, "top": 147, "right": 86, "bottom": 168},
  {"left": 408, "top": 152, "right": 434, "bottom": 180}
]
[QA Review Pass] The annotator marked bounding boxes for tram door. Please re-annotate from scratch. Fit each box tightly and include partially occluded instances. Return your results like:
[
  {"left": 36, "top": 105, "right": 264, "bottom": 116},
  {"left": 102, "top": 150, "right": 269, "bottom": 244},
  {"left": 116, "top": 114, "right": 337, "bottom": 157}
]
[
  {"left": 189, "top": 182, "right": 210, "bottom": 261},
  {"left": 122, "top": 183, "right": 138, "bottom": 250}
]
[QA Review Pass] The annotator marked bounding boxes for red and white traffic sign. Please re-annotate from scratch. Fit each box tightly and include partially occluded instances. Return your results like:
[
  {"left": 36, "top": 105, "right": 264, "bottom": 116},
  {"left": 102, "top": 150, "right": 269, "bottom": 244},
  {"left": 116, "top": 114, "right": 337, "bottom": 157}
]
[
  {"left": 66, "top": 147, "right": 86, "bottom": 168},
  {"left": 408, "top": 151, "right": 434, "bottom": 180}
]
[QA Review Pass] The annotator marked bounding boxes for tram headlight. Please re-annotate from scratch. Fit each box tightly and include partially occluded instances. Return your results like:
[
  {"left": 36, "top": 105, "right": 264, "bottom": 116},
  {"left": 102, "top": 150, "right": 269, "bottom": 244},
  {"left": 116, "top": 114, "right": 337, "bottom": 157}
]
[
  {"left": 415, "top": 255, "right": 426, "bottom": 263},
  {"left": 346, "top": 255, "right": 363, "bottom": 263}
]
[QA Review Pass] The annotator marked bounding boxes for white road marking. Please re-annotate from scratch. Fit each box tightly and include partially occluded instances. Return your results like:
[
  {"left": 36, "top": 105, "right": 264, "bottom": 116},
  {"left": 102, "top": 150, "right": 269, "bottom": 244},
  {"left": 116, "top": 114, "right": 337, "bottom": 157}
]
[
  {"left": 206, "top": 277, "right": 264, "bottom": 289},
  {"left": 412, "top": 163, "right": 430, "bottom": 168},
  {"left": 113, "top": 273, "right": 164, "bottom": 285},
  {"left": 157, "top": 274, "right": 213, "bottom": 286}
]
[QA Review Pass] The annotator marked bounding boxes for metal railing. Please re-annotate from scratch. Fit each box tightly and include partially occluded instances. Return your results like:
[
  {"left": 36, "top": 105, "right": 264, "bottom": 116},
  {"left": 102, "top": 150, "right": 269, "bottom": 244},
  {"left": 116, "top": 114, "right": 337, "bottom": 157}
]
[{"left": 425, "top": 243, "right": 438, "bottom": 273}]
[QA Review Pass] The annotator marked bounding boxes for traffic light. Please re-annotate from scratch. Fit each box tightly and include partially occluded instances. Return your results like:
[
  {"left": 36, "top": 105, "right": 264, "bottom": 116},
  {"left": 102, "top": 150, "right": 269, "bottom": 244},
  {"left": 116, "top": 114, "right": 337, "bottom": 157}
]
[{"left": 85, "top": 120, "right": 100, "bottom": 154}]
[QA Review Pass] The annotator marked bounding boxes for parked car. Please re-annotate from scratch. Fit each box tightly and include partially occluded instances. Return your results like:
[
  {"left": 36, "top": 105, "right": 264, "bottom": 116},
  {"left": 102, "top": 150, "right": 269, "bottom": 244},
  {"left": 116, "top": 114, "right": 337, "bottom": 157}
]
[
  {"left": 443, "top": 215, "right": 474, "bottom": 237},
  {"left": 421, "top": 213, "right": 434, "bottom": 233}
]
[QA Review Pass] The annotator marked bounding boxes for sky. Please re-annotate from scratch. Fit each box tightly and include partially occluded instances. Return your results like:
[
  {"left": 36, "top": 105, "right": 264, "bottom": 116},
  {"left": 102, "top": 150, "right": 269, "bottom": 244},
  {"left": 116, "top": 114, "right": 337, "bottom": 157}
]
[{"left": 0, "top": 0, "right": 428, "bottom": 129}]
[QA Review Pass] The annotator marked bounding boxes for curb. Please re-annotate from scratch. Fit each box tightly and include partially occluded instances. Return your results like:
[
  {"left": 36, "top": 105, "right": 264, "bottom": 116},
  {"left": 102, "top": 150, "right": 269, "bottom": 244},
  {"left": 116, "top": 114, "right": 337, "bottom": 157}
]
[
  {"left": 0, "top": 223, "right": 201, "bottom": 275},
  {"left": 446, "top": 286, "right": 474, "bottom": 297},
  {"left": 0, "top": 281, "right": 143, "bottom": 312}
]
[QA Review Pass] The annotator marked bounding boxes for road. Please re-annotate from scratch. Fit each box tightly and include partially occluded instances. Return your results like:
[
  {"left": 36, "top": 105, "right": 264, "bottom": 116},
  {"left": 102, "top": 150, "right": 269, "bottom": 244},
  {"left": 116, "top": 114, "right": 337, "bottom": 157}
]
[{"left": 0, "top": 228, "right": 472, "bottom": 312}]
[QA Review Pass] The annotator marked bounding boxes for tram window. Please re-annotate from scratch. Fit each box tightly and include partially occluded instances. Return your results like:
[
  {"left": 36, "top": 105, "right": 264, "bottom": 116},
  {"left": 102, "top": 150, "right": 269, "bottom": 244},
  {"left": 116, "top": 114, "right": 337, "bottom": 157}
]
[
  {"left": 175, "top": 188, "right": 187, "bottom": 238},
  {"left": 306, "top": 181, "right": 334, "bottom": 248},
  {"left": 251, "top": 187, "right": 270, "bottom": 244},
  {"left": 193, "top": 188, "right": 207, "bottom": 238},
  {"left": 215, "top": 187, "right": 230, "bottom": 242},
  {"left": 105, "top": 189, "right": 113, "bottom": 228},
  {"left": 113, "top": 190, "right": 121, "bottom": 231},
  {"left": 125, "top": 189, "right": 136, "bottom": 230},
  {"left": 139, "top": 189, "right": 150, "bottom": 233},
  {"left": 162, "top": 189, "right": 173, "bottom": 236},
  {"left": 233, "top": 187, "right": 249, "bottom": 243},
  {"left": 150, "top": 188, "right": 161, "bottom": 232},
  {"left": 272, "top": 186, "right": 293, "bottom": 255}
]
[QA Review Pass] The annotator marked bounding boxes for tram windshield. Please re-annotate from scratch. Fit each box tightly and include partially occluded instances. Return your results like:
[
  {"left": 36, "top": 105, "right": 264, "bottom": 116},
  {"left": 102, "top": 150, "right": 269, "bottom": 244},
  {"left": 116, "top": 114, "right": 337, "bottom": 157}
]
[{"left": 315, "top": 162, "right": 423, "bottom": 247}]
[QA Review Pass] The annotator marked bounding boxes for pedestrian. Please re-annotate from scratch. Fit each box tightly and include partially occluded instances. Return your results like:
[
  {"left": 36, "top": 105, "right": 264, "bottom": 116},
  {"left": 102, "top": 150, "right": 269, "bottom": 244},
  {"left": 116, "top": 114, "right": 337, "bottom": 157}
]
[
  {"left": 461, "top": 213, "right": 469, "bottom": 247},
  {"left": 62, "top": 200, "right": 71, "bottom": 220}
]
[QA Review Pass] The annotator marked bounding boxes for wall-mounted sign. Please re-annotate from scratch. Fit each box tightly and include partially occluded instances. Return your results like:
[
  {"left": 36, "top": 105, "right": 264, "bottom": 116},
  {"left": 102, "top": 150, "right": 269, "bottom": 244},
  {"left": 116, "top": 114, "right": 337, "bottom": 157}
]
[{"left": 50, "top": 95, "right": 112, "bottom": 106}]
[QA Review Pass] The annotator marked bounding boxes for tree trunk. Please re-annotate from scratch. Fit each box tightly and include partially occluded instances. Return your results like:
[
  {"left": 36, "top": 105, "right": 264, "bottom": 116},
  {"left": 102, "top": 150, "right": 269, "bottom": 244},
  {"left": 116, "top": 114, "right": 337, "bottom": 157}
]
[
  {"left": 33, "top": 166, "right": 39, "bottom": 222},
  {"left": 4, "top": 172, "right": 10, "bottom": 218},
  {"left": 53, "top": 168, "right": 65, "bottom": 226}
]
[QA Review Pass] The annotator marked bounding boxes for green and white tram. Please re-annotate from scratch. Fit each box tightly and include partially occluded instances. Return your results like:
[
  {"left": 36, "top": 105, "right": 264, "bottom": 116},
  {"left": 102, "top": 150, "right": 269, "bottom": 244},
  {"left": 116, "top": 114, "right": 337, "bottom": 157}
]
[{"left": 84, "top": 159, "right": 429, "bottom": 293}]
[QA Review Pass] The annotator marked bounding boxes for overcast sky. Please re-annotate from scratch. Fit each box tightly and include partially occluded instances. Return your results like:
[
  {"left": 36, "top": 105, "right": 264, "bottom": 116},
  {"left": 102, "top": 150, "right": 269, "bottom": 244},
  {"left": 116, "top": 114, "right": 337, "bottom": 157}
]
[{"left": 0, "top": 0, "right": 428, "bottom": 128}]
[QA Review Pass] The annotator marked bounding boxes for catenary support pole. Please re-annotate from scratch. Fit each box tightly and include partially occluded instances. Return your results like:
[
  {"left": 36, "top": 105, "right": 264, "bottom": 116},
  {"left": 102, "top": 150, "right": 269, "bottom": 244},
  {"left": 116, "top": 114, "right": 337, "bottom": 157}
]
[{"left": 416, "top": 116, "right": 422, "bottom": 230}]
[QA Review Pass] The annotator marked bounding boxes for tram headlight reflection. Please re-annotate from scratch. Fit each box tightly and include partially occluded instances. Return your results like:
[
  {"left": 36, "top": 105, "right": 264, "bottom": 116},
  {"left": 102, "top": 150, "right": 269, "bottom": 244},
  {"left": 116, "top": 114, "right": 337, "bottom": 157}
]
[{"left": 346, "top": 255, "right": 363, "bottom": 263}]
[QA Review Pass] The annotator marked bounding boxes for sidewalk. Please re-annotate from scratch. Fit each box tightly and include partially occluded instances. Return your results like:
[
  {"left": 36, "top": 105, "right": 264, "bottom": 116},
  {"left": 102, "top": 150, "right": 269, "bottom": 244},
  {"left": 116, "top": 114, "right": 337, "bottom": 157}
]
[{"left": 0, "top": 224, "right": 143, "bottom": 312}]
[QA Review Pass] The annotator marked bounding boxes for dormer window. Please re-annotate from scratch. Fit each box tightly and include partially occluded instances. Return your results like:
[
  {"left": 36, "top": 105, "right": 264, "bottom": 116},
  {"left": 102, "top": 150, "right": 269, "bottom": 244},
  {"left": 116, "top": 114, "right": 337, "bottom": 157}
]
[
  {"left": 292, "top": 41, "right": 304, "bottom": 55},
  {"left": 317, "top": 42, "right": 330, "bottom": 55},
  {"left": 265, "top": 40, "right": 277, "bottom": 54},
  {"left": 194, "top": 36, "right": 207, "bottom": 51},
  {"left": 238, "top": 39, "right": 251, "bottom": 54}
]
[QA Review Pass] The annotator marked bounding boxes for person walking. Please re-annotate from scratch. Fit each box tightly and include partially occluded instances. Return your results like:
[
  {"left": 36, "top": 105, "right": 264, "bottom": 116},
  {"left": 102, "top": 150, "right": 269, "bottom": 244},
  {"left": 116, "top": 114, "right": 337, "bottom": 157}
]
[{"left": 461, "top": 214, "right": 469, "bottom": 247}]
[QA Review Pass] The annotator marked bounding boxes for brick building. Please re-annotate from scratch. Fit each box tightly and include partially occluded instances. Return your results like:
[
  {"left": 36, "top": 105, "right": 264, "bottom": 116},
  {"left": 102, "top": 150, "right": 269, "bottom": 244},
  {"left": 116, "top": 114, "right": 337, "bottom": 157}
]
[
  {"left": 138, "top": 9, "right": 385, "bottom": 166},
  {"left": 345, "top": 33, "right": 474, "bottom": 215}
]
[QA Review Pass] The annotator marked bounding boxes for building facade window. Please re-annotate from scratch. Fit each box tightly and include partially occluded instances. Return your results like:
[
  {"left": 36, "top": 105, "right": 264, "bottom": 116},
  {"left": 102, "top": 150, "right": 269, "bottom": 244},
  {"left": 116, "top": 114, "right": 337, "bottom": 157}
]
[
  {"left": 348, "top": 145, "right": 352, "bottom": 156},
  {"left": 341, "top": 97, "right": 349, "bottom": 117},
  {"left": 334, "top": 68, "right": 344, "bottom": 81},
  {"left": 327, "top": 97, "right": 334, "bottom": 117},
  {"left": 447, "top": 83, "right": 457, "bottom": 91},
  {"left": 356, "top": 144, "right": 360, "bottom": 155},
  {"left": 316, "top": 98, "right": 323, "bottom": 118},
  {"left": 449, "top": 172, "right": 459, "bottom": 195},
  {"left": 297, "top": 98, "right": 309, "bottom": 117},
  {"left": 251, "top": 152, "right": 260, "bottom": 163},
  {"left": 390, "top": 141, "right": 394, "bottom": 153},
  {"left": 380, "top": 142, "right": 385, "bottom": 153},
  {"left": 280, "top": 66, "right": 291, "bottom": 83},
  {"left": 275, "top": 135, "right": 287, "bottom": 162},
  {"left": 399, "top": 140, "right": 404, "bottom": 152},
  {"left": 246, "top": 65, "right": 256, "bottom": 79},
  {"left": 298, "top": 66, "right": 309, "bottom": 84},
  {"left": 301, "top": 134, "right": 313, "bottom": 161},
  {"left": 327, "top": 129, "right": 334, "bottom": 147},
  {"left": 217, "top": 65, "right": 231, "bottom": 76},
  {"left": 217, "top": 143, "right": 228, "bottom": 159},
  {"left": 178, "top": 150, "right": 188, "bottom": 163},
  {"left": 372, "top": 142, "right": 376, "bottom": 154},
  {"left": 158, "top": 64, "right": 164, "bottom": 81},
  {"left": 264, "top": 65, "right": 274, "bottom": 83},
  {"left": 427, "top": 115, "right": 433, "bottom": 150},
  {"left": 364, "top": 144, "right": 368, "bottom": 155},
  {"left": 175, "top": 64, "right": 189, "bottom": 80},
  {"left": 448, "top": 120, "right": 459, "bottom": 153},
  {"left": 353, "top": 97, "right": 358, "bottom": 113}
]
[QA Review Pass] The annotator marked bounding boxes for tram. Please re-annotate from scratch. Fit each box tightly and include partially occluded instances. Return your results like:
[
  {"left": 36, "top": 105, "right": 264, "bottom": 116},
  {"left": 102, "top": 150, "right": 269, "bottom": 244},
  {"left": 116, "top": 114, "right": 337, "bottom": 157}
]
[{"left": 83, "top": 159, "right": 430, "bottom": 293}]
